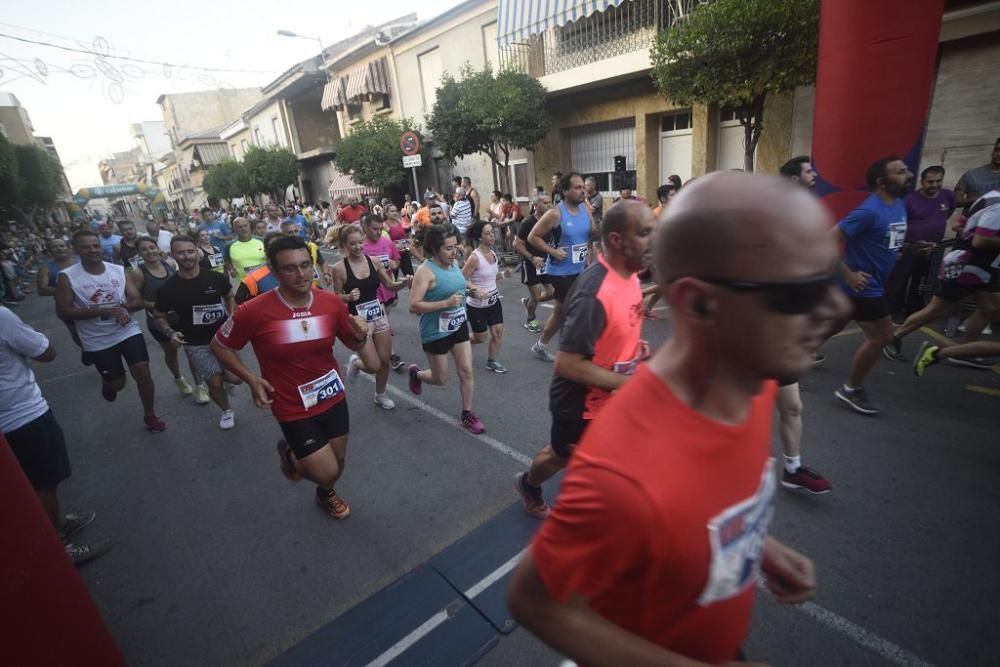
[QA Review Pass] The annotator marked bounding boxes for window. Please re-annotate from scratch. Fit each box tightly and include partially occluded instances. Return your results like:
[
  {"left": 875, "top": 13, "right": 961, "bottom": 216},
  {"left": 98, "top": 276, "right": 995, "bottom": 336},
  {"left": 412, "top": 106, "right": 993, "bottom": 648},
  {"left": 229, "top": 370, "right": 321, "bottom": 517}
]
[
  {"left": 717, "top": 107, "right": 749, "bottom": 171},
  {"left": 376, "top": 94, "right": 392, "bottom": 112},
  {"left": 346, "top": 101, "right": 362, "bottom": 120},
  {"left": 482, "top": 22, "right": 500, "bottom": 72},
  {"left": 660, "top": 111, "right": 692, "bottom": 132},
  {"left": 497, "top": 159, "right": 531, "bottom": 202},
  {"left": 240, "top": 139, "right": 248, "bottom": 154},
  {"left": 570, "top": 118, "right": 636, "bottom": 196},
  {"left": 271, "top": 116, "right": 282, "bottom": 146},
  {"left": 254, "top": 127, "right": 263, "bottom": 145},
  {"left": 418, "top": 48, "right": 443, "bottom": 114}
]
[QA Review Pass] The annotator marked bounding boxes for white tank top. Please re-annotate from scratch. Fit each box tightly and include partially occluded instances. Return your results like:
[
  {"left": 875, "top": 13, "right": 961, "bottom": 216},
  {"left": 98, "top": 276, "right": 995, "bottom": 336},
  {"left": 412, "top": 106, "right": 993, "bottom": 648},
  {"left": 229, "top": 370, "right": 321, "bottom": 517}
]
[
  {"left": 62, "top": 262, "right": 143, "bottom": 351},
  {"left": 466, "top": 248, "right": 499, "bottom": 309}
]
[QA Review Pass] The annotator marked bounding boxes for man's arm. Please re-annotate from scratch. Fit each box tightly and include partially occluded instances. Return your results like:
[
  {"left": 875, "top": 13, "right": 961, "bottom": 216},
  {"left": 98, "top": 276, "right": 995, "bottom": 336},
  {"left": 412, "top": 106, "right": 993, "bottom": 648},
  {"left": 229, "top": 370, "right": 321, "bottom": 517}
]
[
  {"left": 528, "top": 207, "right": 566, "bottom": 260},
  {"left": 122, "top": 274, "right": 145, "bottom": 312},
  {"left": 554, "top": 351, "right": 627, "bottom": 392},
  {"left": 830, "top": 226, "right": 869, "bottom": 292},
  {"left": 54, "top": 273, "right": 104, "bottom": 321},
  {"left": 36, "top": 266, "right": 56, "bottom": 297},
  {"left": 761, "top": 537, "right": 815, "bottom": 604}
]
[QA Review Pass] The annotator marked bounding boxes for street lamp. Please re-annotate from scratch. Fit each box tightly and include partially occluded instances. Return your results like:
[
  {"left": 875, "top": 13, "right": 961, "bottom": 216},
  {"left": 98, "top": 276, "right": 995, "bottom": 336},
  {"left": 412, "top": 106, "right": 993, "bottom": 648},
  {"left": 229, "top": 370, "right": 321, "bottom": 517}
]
[{"left": 277, "top": 29, "right": 325, "bottom": 67}]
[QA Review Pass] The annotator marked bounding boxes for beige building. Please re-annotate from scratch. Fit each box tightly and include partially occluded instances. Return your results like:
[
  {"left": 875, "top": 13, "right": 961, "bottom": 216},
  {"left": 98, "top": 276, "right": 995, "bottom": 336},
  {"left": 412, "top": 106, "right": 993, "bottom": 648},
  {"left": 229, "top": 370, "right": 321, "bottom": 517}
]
[{"left": 0, "top": 92, "right": 35, "bottom": 146}]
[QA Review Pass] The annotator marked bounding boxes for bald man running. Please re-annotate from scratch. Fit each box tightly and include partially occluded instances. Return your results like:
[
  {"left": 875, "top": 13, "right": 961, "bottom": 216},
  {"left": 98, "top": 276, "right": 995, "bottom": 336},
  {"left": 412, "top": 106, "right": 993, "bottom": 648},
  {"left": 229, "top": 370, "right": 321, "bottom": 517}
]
[{"left": 509, "top": 172, "right": 848, "bottom": 665}]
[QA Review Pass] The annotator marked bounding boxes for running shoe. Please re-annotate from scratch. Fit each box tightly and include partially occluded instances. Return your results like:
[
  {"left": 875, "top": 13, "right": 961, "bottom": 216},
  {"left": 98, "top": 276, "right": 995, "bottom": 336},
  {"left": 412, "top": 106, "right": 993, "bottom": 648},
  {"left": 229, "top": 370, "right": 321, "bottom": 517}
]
[
  {"left": 346, "top": 353, "right": 362, "bottom": 384},
  {"left": 174, "top": 376, "right": 194, "bottom": 395},
  {"left": 144, "top": 415, "right": 167, "bottom": 432},
  {"left": 315, "top": 487, "right": 351, "bottom": 520},
  {"left": 101, "top": 384, "right": 117, "bottom": 403},
  {"left": 408, "top": 364, "right": 423, "bottom": 395},
  {"left": 461, "top": 411, "right": 486, "bottom": 434},
  {"left": 781, "top": 466, "right": 832, "bottom": 494},
  {"left": 532, "top": 340, "right": 555, "bottom": 362},
  {"left": 193, "top": 384, "right": 210, "bottom": 405},
  {"left": 219, "top": 409, "right": 235, "bottom": 430},
  {"left": 374, "top": 394, "right": 396, "bottom": 410},
  {"left": 276, "top": 439, "right": 301, "bottom": 481},
  {"left": 65, "top": 539, "right": 111, "bottom": 566},
  {"left": 834, "top": 386, "right": 880, "bottom": 415},
  {"left": 957, "top": 321, "right": 993, "bottom": 335},
  {"left": 524, "top": 319, "right": 541, "bottom": 333},
  {"left": 946, "top": 356, "right": 995, "bottom": 370},
  {"left": 58, "top": 510, "right": 97, "bottom": 542},
  {"left": 881, "top": 338, "right": 905, "bottom": 362},
  {"left": 390, "top": 354, "right": 405, "bottom": 371},
  {"left": 486, "top": 359, "right": 508, "bottom": 373},
  {"left": 913, "top": 342, "right": 939, "bottom": 377},
  {"left": 515, "top": 472, "right": 550, "bottom": 519}
]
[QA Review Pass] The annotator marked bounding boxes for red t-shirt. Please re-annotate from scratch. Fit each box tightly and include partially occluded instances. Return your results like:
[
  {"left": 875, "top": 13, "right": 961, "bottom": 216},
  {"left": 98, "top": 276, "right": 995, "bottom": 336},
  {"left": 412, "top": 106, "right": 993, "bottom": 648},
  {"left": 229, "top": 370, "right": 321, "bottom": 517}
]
[
  {"left": 336, "top": 204, "right": 368, "bottom": 224},
  {"left": 533, "top": 366, "right": 778, "bottom": 665},
  {"left": 214, "top": 288, "right": 357, "bottom": 422}
]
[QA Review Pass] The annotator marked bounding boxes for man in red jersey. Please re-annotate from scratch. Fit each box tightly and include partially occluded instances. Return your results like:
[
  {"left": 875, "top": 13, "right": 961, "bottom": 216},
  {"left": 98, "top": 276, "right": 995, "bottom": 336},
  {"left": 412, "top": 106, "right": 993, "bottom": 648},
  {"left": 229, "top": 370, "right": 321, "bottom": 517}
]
[
  {"left": 509, "top": 171, "right": 849, "bottom": 665},
  {"left": 211, "top": 235, "right": 368, "bottom": 520}
]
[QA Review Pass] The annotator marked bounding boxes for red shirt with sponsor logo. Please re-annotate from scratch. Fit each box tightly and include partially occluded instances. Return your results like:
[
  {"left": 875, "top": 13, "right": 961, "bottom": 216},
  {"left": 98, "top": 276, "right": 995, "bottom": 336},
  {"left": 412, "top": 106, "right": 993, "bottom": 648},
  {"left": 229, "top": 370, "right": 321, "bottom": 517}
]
[
  {"left": 533, "top": 367, "right": 778, "bottom": 665},
  {"left": 214, "top": 288, "right": 356, "bottom": 422}
]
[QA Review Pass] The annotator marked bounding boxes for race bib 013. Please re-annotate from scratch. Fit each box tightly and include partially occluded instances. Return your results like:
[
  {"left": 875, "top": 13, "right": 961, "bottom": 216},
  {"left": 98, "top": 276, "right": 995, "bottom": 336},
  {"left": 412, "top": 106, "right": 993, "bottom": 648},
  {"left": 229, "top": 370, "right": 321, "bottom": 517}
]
[{"left": 192, "top": 302, "right": 226, "bottom": 326}]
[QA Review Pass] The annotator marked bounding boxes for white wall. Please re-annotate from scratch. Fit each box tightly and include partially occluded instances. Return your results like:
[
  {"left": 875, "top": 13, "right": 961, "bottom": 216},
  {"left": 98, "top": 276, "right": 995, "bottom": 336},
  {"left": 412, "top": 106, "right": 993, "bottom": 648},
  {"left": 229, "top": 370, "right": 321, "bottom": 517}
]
[{"left": 246, "top": 100, "right": 288, "bottom": 148}]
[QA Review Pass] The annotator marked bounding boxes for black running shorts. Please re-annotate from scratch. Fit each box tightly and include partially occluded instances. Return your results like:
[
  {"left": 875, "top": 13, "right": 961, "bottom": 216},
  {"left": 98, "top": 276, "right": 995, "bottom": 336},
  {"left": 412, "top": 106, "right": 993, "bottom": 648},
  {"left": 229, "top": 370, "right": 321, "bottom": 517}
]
[
  {"left": 89, "top": 333, "right": 150, "bottom": 381},
  {"left": 422, "top": 323, "right": 471, "bottom": 355},
  {"left": 468, "top": 302, "right": 503, "bottom": 333},
  {"left": 549, "top": 273, "right": 580, "bottom": 303},
  {"left": 550, "top": 416, "right": 589, "bottom": 459},
  {"left": 278, "top": 399, "right": 350, "bottom": 460},
  {"left": 850, "top": 296, "right": 890, "bottom": 322},
  {"left": 6, "top": 410, "right": 71, "bottom": 490}
]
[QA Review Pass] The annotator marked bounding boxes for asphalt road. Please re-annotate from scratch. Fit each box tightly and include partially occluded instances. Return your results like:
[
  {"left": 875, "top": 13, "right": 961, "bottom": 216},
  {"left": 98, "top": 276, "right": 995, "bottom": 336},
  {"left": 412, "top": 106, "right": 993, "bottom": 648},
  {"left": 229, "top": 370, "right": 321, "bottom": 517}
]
[{"left": 13, "top": 256, "right": 1000, "bottom": 667}]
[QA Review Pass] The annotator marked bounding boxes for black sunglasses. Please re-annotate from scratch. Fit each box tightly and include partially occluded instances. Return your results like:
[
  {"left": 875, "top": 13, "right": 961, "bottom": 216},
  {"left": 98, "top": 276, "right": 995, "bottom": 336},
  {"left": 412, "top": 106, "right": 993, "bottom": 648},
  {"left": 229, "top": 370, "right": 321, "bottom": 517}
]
[{"left": 695, "top": 273, "right": 837, "bottom": 315}]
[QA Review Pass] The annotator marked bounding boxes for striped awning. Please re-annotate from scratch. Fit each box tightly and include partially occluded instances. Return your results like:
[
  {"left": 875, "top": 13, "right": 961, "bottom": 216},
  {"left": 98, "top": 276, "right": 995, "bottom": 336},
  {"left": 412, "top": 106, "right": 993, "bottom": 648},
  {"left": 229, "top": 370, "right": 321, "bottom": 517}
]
[
  {"left": 497, "top": 0, "right": 624, "bottom": 47},
  {"left": 321, "top": 77, "right": 346, "bottom": 111},
  {"left": 328, "top": 169, "right": 378, "bottom": 199},
  {"left": 324, "top": 57, "right": 392, "bottom": 111}
]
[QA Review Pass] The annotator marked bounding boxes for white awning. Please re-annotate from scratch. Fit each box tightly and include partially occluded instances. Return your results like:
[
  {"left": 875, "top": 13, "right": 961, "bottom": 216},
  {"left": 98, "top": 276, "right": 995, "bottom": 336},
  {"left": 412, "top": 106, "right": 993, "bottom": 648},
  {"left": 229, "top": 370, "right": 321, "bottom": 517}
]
[{"left": 497, "top": 0, "right": 624, "bottom": 47}]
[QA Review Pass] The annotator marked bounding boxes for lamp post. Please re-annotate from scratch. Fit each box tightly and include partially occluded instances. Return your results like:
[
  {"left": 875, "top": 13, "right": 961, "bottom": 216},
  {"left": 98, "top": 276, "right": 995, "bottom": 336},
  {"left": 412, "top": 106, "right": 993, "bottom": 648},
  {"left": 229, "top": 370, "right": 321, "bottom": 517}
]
[{"left": 277, "top": 29, "right": 325, "bottom": 68}]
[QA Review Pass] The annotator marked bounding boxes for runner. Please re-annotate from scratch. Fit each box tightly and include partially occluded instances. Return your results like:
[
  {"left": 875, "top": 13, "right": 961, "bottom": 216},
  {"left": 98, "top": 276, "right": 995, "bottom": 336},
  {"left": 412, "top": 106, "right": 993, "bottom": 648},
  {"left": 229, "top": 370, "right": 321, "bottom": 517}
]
[
  {"left": 384, "top": 204, "right": 414, "bottom": 277},
  {"left": 359, "top": 213, "right": 407, "bottom": 368},
  {"left": 36, "top": 238, "right": 77, "bottom": 298},
  {"left": 332, "top": 225, "right": 412, "bottom": 410},
  {"left": 913, "top": 339, "right": 1000, "bottom": 376},
  {"left": 112, "top": 219, "right": 142, "bottom": 271},
  {"left": 236, "top": 233, "right": 285, "bottom": 304},
  {"left": 126, "top": 237, "right": 195, "bottom": 399},
  {"left": 55, "top": 229, "right": 166, "bottom": 432},
  {"left": 224, "top": 217, "right": 267, "bottom": 278},
  {"left": 409, "top": 203, "right": 447, "bottom": 264},
  {"left": 97, "top": 223, "right": 121, "bottom": 262},
  {"left": 527, "top": 172, "right": 597, "bottom": 362},
  {"left": 832, "top": 156, "right": 913, "bottom": 415},
  {"left": 281, "top": 219, "right": 330, "bottom": 286},
  {"left": 1, "top": 306, "right": 109, "bottom": 565},
  {"left": 211, "top": 235, "right": 369, "bottom": 520},
  {"left": 513, "top": 194, "right": 556, "bottom": 334},
  {"left": 883, "top": 190, "right": 999, "bottom": 368},
  {"left": 406, "top": 223, "right": 487, "bottom": 434},
  {"left": 508, "top": 172, "right": 836, "bottom": 665},
  {"left": 462, "top": 221, "right": 512, "bottom": 373},
  {"left": 515, "top": 201, "right": 652, "bottom": 518},
  {"left": 153, "top": 235, "right": 241, "bottom": 429},
  {"left": 195, "top": 229, "right": 226, "bottom": 275}
]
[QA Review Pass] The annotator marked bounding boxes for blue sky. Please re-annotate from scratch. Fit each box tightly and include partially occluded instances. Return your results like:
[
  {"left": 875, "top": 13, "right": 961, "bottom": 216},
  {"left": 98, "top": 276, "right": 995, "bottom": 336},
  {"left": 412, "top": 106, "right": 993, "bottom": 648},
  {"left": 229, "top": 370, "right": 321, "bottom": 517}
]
[{"left": 0, "top": 0, "right": 457, "bottom": 191}]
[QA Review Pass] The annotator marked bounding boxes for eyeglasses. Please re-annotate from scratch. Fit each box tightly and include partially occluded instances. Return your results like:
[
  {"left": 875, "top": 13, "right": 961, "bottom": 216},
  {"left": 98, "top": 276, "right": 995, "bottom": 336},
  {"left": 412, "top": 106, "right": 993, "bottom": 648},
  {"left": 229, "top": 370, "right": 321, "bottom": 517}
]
[{"left": 695, "top": 273, "right": 837, "bottom": 315}]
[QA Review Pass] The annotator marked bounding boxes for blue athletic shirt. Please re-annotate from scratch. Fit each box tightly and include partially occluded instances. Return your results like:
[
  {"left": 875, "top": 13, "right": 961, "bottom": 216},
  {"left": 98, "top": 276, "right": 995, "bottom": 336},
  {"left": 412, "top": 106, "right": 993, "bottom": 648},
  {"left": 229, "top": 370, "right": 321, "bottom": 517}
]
[
  {"left": 837, "top": 194, "right": 906, "bottom": 298},
  {"left": 545, "top": 201, "right": 592, "bottom": 277},
  {"left": 418, "top": 259, "right": 468, "bottom": 344}
]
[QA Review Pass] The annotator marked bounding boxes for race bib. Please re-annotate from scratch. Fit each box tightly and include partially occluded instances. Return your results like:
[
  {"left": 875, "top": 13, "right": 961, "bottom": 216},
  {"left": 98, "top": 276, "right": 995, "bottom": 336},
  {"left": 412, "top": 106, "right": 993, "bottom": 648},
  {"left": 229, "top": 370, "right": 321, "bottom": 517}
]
[
  {"left": 192, "top": 302, "right": 226, "bottom": 326},
  {"left": 486, "top": 288, "right": 499, "bottom": 306},
  {"left": 571, "top": 243, "right": 588, "bottom": 264},
  {"left": 297, "top": 368, "right": 343, "bottom": 410},
  {"left": 394, "top": 239, "right": 410, "bottom": 251},
  {"left": 312, "top": 267, "right": 321, "bottom": 282},
  {"left": 128, "top": 255, "right": 144, "bottom": 270},
  {"left": 536, "top": 259, "right": 547, "bottom": 275},
  {"left": 438, "top": 306, "right": 467, "bottom": 333},
  {"left": 887, "top": 222, "right": 906, "bottom": 251},
  {"left": 243, "top": 263, "right": 265, "bottom": 275},
  {"left": 208, "top": 252, "right": 224, "bottom": 268},
  {"left": 376, "top": 254, "right": 391, "bottom": 270},
  {"left": 357, "top": 298, "right": 384, "bottom": 322}
]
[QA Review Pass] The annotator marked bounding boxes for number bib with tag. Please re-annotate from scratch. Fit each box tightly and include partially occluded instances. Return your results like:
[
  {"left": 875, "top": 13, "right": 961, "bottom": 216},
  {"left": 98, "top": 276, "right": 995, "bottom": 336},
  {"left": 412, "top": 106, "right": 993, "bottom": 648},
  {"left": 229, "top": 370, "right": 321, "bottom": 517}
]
[
  {"left": 438, "top": 306, "right": 467, "bottom": 333},
  {"left": 128, "top": 255, "right": 144, "bottom": 270},
  {"left": 571, "top": 243, "right": 588, "bottom": 264},
  {"left": 486, "top": 289, "right": 499, "bottom": 306},
  {"left": 208, "top": 252, "right": 224, "bottom": 268},
  {"left": 376, "top": 254, "right": 391, "bottom": 270},
  {"left": 887, "top": 222, "right": 906, "bottom": 250},
  {"left": 297, "top": 367, "right": 344, "bottom": 409},
  {"left": 536, "top": 260, "right": 547, "bottom": 275},
  {"left": 357, "top": 298, "right": 384, "bottom": 322},
  {"left": 192, "top": 302, "right": 225, "bottom": 326}
]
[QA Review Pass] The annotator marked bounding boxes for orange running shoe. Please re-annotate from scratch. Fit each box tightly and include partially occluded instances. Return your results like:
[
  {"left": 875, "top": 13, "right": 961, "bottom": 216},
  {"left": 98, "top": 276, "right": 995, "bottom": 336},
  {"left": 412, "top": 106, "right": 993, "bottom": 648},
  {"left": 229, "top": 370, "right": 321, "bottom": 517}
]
[{"left": 315, "top": 488, "right": 351, "bottom": 520}]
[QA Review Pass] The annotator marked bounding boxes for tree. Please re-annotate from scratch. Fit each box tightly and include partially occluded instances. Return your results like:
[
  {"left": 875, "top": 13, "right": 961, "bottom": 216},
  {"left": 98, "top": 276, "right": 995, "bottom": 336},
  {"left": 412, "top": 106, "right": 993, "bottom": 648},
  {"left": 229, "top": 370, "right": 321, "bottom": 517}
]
[
  {"left": 333, "top": 114, "right": 420, "bottom": 191},
  {"left": 243, "top": 145, "right": 299, "bottom": 202},
  {"left": 650, "top": 0, "right": 819, "bottom": 172},
  {"left": 428, "top": 65, "right": 549, "bottom": 192},
  {"left": 203, "top": 160, "right": 250, "bottom": 202},
  {"left": 14, "top": 143, "right": 63, "bottom": 225},
  {"left": 0, "top": 134, "right": 19, "bottom": 211}
]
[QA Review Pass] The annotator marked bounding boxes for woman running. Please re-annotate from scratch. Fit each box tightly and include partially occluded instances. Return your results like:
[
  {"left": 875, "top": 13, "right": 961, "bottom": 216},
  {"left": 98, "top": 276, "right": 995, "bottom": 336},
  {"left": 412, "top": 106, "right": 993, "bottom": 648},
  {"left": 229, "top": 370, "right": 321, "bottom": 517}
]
[
  {"left": 462, "top": 221, "right": 511, "bottom": 373},
  {"left": 407, "top": 224, "right": 487, "bottom": 434},
  {"left": 195, "top": 229, "right": 226, "bottom": 274},
  {"left": 385, "top": 205, "right": 414, "bottom": 277},
  {"left": 332, "top": 225, "right": 412, "bottom": 410},
  {"left": 126, "top": 236, "right": 195, "bottom": 397}
]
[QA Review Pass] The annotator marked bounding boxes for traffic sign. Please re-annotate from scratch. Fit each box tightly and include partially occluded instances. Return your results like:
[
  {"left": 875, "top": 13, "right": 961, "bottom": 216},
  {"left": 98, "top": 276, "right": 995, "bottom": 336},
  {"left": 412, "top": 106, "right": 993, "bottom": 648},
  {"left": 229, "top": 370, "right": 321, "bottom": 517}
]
[
  {"left": 400, "top": 131, "right": 420, "bottom": 156},
  {"left": 402, "top": 154, "right": 423, "bottom": 168}
]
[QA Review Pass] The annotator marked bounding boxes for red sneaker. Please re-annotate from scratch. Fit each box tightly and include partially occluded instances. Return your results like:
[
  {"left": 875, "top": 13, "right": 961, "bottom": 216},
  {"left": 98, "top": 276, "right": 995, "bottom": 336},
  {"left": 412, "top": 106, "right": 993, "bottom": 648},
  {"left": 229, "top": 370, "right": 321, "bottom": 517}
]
[
  {"left": 461, "top": 411, "right": 485, "bottom": 434},
  {"left": 515, "top": 473, "right": 549, "bottom": 519},
  {"left": 144, "top": 415, "right": 167, "bottom": 433},
  {"left": 781, "top": 466, "right": 832, "bottom": 494},
  {"left": 408, "top": 364, "right": 423, "bottom": 395},
  {"left": 315, "top": 488, "right": 351, "bottom": 520},
  {"left": 276, "top": 439, "right": 301, "bottom": 481}
]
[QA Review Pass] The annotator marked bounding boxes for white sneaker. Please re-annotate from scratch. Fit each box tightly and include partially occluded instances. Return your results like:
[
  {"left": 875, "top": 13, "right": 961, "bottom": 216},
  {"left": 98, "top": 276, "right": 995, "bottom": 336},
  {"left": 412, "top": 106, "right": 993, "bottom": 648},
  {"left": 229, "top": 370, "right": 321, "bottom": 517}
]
[
  {"left": 219, "top": 409, "right": 235, "bottom": 430},
  {"left": 346, "top": 354, "right": 361, "bottom": 384},
  {"left": 194, "top": 383, "right": 210, "bottom": 405},
  {"left": 374, "top": 394, "right": 395, "bottom": 410},
  {"left": 531, "top": 340, "right": 555, "bottom": 362},
  {"left": 174, "top": 376, "right": 193, "bottom": 395}
]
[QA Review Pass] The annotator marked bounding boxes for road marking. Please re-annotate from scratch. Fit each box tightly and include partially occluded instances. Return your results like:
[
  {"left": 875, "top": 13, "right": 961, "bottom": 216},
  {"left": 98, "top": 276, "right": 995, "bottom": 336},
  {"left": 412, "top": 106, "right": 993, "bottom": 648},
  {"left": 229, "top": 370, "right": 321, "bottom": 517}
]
[
  {"left": 966, "top": 384, "right": 1000, "bottom": 397},
  {"left": 362, "top": 375, "right": 533, "bottom": 466},
  {"left": 36, "top": 369, "right": 90, "bottom": 384},
  {"left": 463, "top": 548, "right": 528, "bottom": 600}
]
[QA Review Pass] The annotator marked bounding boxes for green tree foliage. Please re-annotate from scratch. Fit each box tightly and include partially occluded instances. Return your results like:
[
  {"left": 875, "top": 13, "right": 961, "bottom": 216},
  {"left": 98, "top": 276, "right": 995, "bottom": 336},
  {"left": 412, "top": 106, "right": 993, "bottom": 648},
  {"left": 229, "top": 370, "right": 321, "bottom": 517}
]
[
  {"left": 0, "top": 134, "right": 20, "bottom": 210},
  {"left": 333, "top": 114, "right": 420, "bottom": 190},
  {"left": 203, "top": 160, "right": 250, "bottom": 202},
  {"left": 15, "top": 143, "right": 62, "bottom": 208},
  {"left": 651, "top": 0, "right": 819, "bottom": 171},
  {"left": 243, "top": 145, "right": 300, "bottom": 200},
  {"left": 428, "top": 65, "right": 549, "bottom": 191}
]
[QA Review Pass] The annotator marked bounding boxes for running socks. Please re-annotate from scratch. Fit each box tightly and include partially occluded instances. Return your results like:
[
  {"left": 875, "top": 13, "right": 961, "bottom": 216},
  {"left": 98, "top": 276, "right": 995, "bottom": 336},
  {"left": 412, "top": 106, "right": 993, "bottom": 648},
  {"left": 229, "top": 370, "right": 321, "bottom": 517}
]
[{"left": 783, "top": 455, "right": 801, "bottom": 474}]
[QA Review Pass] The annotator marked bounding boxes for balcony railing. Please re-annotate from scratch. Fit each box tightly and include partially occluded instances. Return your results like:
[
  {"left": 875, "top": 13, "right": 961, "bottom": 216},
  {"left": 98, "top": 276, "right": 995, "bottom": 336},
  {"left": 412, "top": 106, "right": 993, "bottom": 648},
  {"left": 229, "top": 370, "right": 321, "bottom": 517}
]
[{"left": 499, "top": 0, "right": 707, "bottom": 78}]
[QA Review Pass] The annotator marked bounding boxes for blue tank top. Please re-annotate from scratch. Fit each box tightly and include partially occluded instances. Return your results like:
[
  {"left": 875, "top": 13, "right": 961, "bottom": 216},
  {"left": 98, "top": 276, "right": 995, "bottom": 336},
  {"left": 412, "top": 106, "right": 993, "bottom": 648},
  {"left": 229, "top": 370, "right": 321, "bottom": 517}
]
[
  {"left": 546, "top": 201, "right": 591, "bottom": 276},
  {"left": 419, "top": 259, "right": 468, "bottom": 343},
  {"left": 46, "top": 260, "right": 63, "bottom": 288}
]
